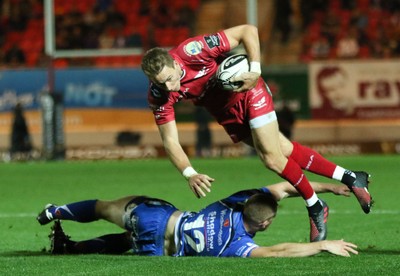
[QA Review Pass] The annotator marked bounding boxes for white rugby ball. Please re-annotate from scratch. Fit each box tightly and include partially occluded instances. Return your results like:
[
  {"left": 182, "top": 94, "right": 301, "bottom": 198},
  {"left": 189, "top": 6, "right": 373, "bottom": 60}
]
[{"left": 216, "top": 54, "right": 250, "bottom": 90}]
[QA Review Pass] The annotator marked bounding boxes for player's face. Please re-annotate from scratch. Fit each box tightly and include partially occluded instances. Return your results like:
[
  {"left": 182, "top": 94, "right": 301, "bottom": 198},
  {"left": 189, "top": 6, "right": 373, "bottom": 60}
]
[
  {"left": 321, "top": 71, "right": 350, "bottom": 109},
  {"left": 152, "top": 61, "right": 182, "bottom": 92},
  {"left": 258, "top": 215, "right": 275, "bottom": 232},
  {"left": 247, "top": 212, "right": 275, "bottom": 233}
]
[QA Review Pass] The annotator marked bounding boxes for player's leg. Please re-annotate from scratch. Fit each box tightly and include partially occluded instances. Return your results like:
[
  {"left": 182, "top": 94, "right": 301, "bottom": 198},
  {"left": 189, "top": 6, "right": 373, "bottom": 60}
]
[
  {"left": 65, "top": 232, "right": 132, "bottom": 254},
  {"left": 237, "top": 82, "right": 327, "bottom": 241},
  {"left": 250, "top": 119, "right": 328, "bottom": 242},
  {"left": 278, "top": 134, "right": 337, "bottom": 178},
  {"left": 95, "top": 196, "right": 138, "bottom": 228},
  {"left": 48, "top": 220, "right": 131, "bottom": 254},
  {"left": 37, "top": 200, "right": 98, "bottom": 225},
  {"left": 251, "top": 121, "right": 318, "bottom": 205},
  {"left": 279, "top": 133, "right": 372, "bottom": 214},
  {"left": 37, "top": 196, "right": 138, "bottom": 228}
]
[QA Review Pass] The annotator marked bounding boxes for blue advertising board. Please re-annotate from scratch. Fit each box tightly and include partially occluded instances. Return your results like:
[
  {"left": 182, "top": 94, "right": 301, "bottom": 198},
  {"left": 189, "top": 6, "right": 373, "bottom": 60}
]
[{"left": 0, "top": 68, "right": 149, "bottom": 112}]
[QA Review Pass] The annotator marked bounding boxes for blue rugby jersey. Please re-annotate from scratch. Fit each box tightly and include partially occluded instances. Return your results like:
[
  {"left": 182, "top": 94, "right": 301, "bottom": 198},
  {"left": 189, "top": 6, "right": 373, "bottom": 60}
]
[{"left": 174, "top": 187, "right": 271, "bottom": 257}]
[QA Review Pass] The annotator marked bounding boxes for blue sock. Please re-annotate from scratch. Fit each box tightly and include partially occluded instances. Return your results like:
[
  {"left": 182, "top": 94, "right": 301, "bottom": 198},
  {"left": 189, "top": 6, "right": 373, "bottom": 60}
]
[{"left": 49, "top": 200, "right": 98, "bottom": 222}]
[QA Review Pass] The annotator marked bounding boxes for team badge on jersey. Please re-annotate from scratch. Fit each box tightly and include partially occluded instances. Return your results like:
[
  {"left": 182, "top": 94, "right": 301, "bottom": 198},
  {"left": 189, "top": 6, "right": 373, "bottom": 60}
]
[
  {"left": 204, "top": 35, "right": 220, "bottom": 49},
  {"left": 184, "top": 41, "right": 203, "bottom": 56}
]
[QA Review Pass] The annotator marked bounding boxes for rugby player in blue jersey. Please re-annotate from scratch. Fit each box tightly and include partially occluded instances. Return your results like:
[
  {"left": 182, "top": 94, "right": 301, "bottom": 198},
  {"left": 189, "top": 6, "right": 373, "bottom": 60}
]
[{"left": 37, "top": 181, "right": 358, "bottom": 257}]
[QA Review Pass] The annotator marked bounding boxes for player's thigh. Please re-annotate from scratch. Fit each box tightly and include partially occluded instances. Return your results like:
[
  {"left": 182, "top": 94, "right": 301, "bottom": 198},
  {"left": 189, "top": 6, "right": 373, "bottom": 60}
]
[
  {"left": 96, "top": 196, "right": 137, "bottom": 227},
  {"left": 252, "top": 123, "right": 288, "bottom": 172},
  {"left": 278, "top": 131, "right": 294, "bottom": 157},
  {"left": 251, "top": 120, "right": 283, "bottom": 156}
]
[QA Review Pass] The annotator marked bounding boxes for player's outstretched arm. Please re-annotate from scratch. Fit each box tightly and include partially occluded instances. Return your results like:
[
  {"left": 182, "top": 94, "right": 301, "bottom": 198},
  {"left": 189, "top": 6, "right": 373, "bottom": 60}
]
[
  {"left": 158, "top": 121, "right": 214, "bottom": 198},
  {"left": 267, "top": 181, "right": 351, "bottom": 202},
  {"left": 250, "top": 239, "right": 358, "bottom": 258}
]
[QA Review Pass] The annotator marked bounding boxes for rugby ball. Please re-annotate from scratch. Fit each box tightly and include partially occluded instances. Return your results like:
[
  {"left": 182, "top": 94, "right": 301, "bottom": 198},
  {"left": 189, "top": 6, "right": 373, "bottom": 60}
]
[{"left": 216, "top": 54, "right": 250, "bottom": 90}]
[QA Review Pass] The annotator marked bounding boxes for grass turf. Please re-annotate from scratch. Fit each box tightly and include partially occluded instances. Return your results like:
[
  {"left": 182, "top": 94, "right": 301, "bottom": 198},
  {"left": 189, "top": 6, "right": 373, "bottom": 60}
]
[{"left": 0, "top": 155, "right": 399, "bottom": 275}]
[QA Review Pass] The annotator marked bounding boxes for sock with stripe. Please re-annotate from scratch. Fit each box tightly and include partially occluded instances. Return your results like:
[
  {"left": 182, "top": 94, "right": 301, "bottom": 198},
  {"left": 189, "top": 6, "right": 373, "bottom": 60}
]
[
  {"left": 49, "top": 200, "right": 98, "bottom": 222},
  {"left": 289, "top": 142, "right": 337, "bottom": 178},
  {"left": 280, "top": 157, "right": 316, "bottom": 202}
]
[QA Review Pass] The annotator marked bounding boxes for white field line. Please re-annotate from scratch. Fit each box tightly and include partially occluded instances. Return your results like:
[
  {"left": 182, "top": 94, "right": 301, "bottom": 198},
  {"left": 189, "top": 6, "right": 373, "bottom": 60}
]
[
  {"left": 278, "top": 209, "right": 400, "bottom": 215},
  {"left": 0, "top": 209, "right": 400, "bottom": 219}
]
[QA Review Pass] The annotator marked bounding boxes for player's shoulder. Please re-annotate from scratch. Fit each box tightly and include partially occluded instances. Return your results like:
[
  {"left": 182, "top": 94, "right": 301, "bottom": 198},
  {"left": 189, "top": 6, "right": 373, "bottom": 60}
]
[
  {"left": 173, "top": 30, "right": 229, "bottom": 61},
  {"left": 202, "top": 31, "right": 227, "bottom": 50}
]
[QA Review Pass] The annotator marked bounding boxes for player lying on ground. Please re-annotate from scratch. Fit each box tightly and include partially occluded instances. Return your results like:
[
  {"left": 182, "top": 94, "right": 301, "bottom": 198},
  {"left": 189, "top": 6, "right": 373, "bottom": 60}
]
[
  {"left": 37, "top": 181, "right": 358, "bottom": 257},
  {"left": 141, "top": 24, "right": 372, "bottom": 242}
]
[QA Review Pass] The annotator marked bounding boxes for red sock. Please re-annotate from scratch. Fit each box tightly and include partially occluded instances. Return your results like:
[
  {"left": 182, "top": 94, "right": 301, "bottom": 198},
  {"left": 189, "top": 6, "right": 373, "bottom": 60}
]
[
  {"left": 280, "top": 157, "right": 314, "bottom": 200},
  {"left": 290, "top": 142, "right": 336, "bottom": 178}
]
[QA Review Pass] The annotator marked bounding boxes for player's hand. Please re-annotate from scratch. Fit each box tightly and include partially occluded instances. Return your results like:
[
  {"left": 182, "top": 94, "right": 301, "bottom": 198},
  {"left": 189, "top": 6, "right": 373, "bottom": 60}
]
[
  {"left": 332, "top": 184, "right": 351, "bottom": 197},
  {"left": 322, "top": 239, "right": 358, "bottom": 257},
  {"left": 231, "top": 72, "right": 260, "bottom": 92},
  {"left": 188, "top": 174, "right": 215, "bottom": 198}
]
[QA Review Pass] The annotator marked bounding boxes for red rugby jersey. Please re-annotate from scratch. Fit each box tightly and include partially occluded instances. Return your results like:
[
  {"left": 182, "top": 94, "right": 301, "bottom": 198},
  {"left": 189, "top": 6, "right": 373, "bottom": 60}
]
[{"left": 147, "top": 30, "right": 245, "bottom": 125}]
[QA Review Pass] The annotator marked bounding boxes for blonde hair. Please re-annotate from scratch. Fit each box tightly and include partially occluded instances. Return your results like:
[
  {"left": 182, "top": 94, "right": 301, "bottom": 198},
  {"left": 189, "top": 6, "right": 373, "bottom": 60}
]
[{"left": 141, "top": 47, "right": 175, "bottom": 78}]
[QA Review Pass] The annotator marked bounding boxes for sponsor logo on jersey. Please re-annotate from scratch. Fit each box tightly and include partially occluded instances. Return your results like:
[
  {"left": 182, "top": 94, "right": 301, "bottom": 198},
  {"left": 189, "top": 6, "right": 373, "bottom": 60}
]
[
  {"left": 218, "top": 210, "right": 228, "bottom": 246},
  {"left": 251, "top": 88, "right": 264, "bottom": 98},
  {"left": 252, "top": 96, "right": 266, "bottom": 110},
  {"left": 184, "top": 41, "right": 203, "bottom": 56},
  {"left": 206, "top": 211, "right": 217, "bottom": 251},
  {"left": 204, "top": 34, "right": 220, "bottom": 49},
  {"left": 236, "top": 243, "right": 257, "bottom": 257},
  {"left": 243, "top": 243, "right": 257, "bottom": 257},
  {"left": 194, "top": 66, "right": 210, "bottom": 79},
  {"left": 149, "top": 104, "right": 164, "bottom": 112},
  {"left": 236, "top": 245, "right": 247, "bottom": 257}
]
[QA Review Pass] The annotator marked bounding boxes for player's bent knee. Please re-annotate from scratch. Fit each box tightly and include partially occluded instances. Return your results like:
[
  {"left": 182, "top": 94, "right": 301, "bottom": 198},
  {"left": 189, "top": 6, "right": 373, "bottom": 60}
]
[{"left": 259, "top": 152, "right": 287, "bottom": 173}]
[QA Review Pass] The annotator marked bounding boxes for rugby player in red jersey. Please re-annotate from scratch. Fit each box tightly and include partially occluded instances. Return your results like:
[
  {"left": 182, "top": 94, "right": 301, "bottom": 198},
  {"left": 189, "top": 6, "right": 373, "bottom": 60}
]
[{"left": 141, "top": 24, "right": 372, "bottom": 242}]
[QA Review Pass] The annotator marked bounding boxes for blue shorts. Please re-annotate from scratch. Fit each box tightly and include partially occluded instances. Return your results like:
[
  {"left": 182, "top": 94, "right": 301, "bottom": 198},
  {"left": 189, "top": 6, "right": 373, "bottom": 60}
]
[{"left": 123, "top": 197, "right": 178, "bottom": 256}]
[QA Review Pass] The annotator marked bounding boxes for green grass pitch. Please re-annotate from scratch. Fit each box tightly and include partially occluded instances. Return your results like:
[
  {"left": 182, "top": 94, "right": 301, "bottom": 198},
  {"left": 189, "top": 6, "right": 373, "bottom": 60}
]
[{"left": 0, "top": 155, "right": 399, "bottom": 275}]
